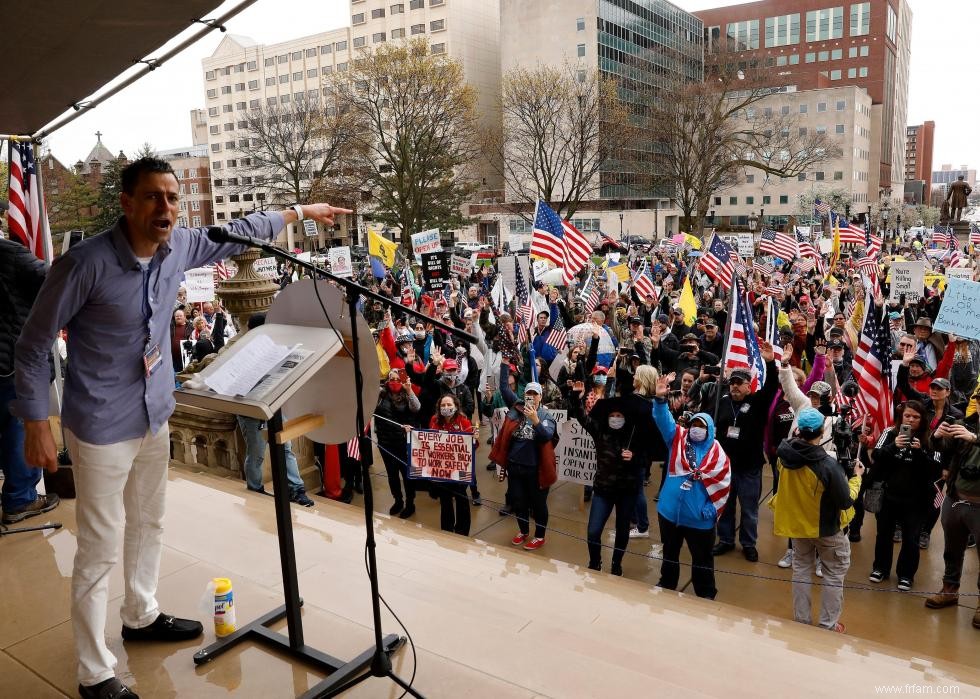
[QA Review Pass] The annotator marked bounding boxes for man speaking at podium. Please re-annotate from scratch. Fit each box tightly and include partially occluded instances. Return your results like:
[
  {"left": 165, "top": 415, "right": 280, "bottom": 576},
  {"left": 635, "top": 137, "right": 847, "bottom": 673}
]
[{"left": 13, "top": 157, "right": 350, "bottom": 699}]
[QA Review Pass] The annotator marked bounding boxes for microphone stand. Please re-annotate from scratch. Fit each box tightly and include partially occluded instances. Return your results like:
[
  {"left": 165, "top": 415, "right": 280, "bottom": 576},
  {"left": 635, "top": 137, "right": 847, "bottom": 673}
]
[{"left": 215, "top": 228, "right": 472, "bottom": 697}]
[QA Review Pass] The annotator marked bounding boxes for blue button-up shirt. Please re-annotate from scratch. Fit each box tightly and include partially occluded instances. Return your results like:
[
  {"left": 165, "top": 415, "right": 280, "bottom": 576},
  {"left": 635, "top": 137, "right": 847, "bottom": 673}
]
[{"left": 14, "top": 212, "right": 285, "bottom": 445}]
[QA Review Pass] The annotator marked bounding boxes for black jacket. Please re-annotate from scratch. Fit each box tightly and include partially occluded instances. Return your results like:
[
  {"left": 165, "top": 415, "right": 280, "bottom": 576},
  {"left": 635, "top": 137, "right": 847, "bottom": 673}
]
[
  {"left": 374, "top": 389, "right": 421, "bottom": 446},
  {"left": 0, "top": 239, "right": 47, "bottom": 376},
  {"left": 570, "top": 395, "right": 645, "bottom": 496},
  {"left": 714, "top": 361, "right": 780, "bottom": 472},
  {"left": 871, "top": 427, "right": 942, "bottom": 510}
]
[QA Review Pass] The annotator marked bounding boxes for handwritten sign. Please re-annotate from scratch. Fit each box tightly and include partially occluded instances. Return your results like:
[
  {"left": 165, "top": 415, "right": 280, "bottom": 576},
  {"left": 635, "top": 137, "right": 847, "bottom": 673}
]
[
  {"left": 184, "top": 268, "right": 216, "bottom": 303},
  {"left": 946, "top": 266, "right": 974, "bottom": 282},
  {"left": 737, "top": 233, "right": 755, "bottom": 258},
  {"left": 253, "top": 257, "right": 277, "bottom": 279},
  {"left": 555, "top": 418, "right": 596, "bottom": 486},
  {"left": 407, "top": 429, "right": 475, "bottom": 483},
  {"left": 889, "top": 260, "right": 924, "bottom": 304},
  {"left": 411, "top": 229, "right": 441, "bottom": 261},
  {"left": 302, "top": 219, "right": 318, "bottom": 237},
  {"left": 934, "top": 278, "right": 980, "bottom": 341},
  {"left": 533, "top": 259, "right": 551, "bottom": 279},
  {"left": 328, "top": 246, "right": 353, "bottom": 278},
  {"left": 451, "top": 254, "right": 471, "bottom": 278}
]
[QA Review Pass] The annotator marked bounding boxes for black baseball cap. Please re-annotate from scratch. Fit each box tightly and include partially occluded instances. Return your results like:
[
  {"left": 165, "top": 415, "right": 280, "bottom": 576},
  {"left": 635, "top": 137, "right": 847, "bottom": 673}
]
[{"left": 729, "top": 368, "right": 752, "bottom": 383}]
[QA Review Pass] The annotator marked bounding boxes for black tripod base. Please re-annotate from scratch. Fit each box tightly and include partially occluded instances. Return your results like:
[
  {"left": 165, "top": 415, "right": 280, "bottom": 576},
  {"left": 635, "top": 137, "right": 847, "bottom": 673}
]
[
  {"left": 193, "top": 603, "right": 406, "bottom": 698},
  {"left": 0, "top": 521, "right": 62, "bottom": 536}
]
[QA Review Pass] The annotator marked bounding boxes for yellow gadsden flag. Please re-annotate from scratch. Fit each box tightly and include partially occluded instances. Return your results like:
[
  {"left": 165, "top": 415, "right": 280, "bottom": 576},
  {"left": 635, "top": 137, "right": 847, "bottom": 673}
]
[
  {"left": 683, "top": 233, "right": 702, "bottom": 250},
  {"left": 679, "top": 277, "right": 698, "bottom": 326},
  {"left": 368, "top": 228, "right": 399, "bottom": 268}
]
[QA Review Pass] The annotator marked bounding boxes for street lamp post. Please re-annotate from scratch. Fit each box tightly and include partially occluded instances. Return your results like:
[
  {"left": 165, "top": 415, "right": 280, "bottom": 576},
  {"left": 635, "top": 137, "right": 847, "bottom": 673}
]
[
  {"left": 619, "top": 212, "right": 624, "bottom": 240},
  {"left": 748, "top": 211, "right": 758, "bottom": 233},
  {"left": 881, "top": 199, "right": 891, "bottom": 240},
  {"left": 896, "top": 213, "right": 903, "bottom": 243}
]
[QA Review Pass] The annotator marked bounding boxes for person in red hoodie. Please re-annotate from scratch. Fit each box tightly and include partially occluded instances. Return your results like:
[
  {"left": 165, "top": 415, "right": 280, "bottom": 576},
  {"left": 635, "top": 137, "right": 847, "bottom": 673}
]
[
  {"left": 379, "top": 324, "right": 426, "bottom": 394},
  {"left": 428, "top": 394, "right": 474, "bottom": 535}
]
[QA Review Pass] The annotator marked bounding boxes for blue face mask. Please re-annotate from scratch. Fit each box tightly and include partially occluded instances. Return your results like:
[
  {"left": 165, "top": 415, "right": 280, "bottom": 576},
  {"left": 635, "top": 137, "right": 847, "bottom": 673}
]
[{"left": 594, "top": 375, "right": 607, "bottom": 386}]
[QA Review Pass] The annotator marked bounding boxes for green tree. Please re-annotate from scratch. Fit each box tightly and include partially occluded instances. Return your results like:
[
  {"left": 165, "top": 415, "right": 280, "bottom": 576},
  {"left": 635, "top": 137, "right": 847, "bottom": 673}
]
[
  {"left": 48, "top": 174, "right": 98, "bottom": 250},
  {"left": 136, "top": 142, "right": 156, "bottom": 159},
  {"left": 331, "top": 39, "right": 480, "bottom": 247},
  {"left": 91, "top": 157, "right": 126, "bottom": 232}
]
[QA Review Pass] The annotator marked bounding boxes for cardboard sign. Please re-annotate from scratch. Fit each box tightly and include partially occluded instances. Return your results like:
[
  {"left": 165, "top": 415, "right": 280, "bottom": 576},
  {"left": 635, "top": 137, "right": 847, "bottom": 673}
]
[
  {"left": 532, "top": 259, "right": 551, "bottom": 279},
  {"left": 407, "top": 429, "right": 475, "bottom": 483},
  {"left": 253, "top": 257, "right": 277, "bottom": 279},
  {"left": 737, "top": 233, "right": 755, "bottom": 258},
  {"left": 184, "top": 268, "right": 216, "bottom": 303},
  {"left": 934, "top": 278, "right": 980, "bottom": 341},
  {"left": 451, "top": 254, "right": 471, "bottom": 278},
  {"left": 889, "top": 261, "right": 924, "bottom": 304},
  {"left": 421, "top": 251, "right": 449, "bottom": 291},
  {"left": 411, "top": 229, "right": 441, "bottom": 261},
  {"left": 302, "top": 219, "right": 318, "bottom": 237},
  {"left": 555, "top": 418, "right": 596, "bottom": 486},
  {"left": 946, "top": 266, "right": 974, "bottom": 282},
  {"left": 328, "top": 246, "right": 353, "bottom": 278}
]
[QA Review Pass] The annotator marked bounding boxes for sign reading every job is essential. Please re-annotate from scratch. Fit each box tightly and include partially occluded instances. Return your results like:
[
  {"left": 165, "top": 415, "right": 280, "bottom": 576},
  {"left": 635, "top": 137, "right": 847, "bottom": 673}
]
[
  {"left": 934, "top": 277, "right": 980, "bottom": 341},
  {"left": 407, "top": 429, "right": 475, "bottom": 483}
]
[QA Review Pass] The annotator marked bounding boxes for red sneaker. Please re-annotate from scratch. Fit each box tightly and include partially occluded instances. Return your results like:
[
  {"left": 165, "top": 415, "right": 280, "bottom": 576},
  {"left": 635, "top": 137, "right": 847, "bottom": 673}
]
[
  {"left": 830, "top": 622, "right": 846, "bottom": 634},
  {"left": 511, "top": 533, "right": 526, "bottom": 546},
  {"left": 523, "top": 537, "right": 545, "bottom": 551}
]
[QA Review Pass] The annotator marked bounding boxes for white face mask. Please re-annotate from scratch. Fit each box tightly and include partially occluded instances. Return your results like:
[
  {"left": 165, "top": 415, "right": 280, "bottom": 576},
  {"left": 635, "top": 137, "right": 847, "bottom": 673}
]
[
  {"left": 440, "top": 406, "right": 456, "bottom": 418},
  {"left": 689, "top": 426, "right": 708, "bottom": 442},
  {"left": 608, "top": 417, "right": 626, "bottom": 430}
]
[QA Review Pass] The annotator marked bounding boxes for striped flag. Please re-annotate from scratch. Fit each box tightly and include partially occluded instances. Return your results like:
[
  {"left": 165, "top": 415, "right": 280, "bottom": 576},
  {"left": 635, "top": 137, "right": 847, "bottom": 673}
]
[
  {"left": 215, "top": 260, "right": 230, "bottom": 280},
  {"left": 578, "top": 264, "right": 602, "bottom": 314},
  {"left": 814, "top": 198, "right": 832, "bottom": 218},
  {"left": 932, "top": 224, "right": 951, "bottom": 247},
  {"left": 529, "top": 200, "right": 592, "bottom": 284},
  {"left": 347, "top": 421, "right": 372, "bottom": 460},
  {"left": 7, "top": 141, "right": 50, "bottom": 261},
  {"left": 400, "top": 267, "right": 415, "bottom": 307},
  {"left": 794, "top": 258, "right": 816, "bottom": 275},
  {"left": 830, "top": 212, "right": 867, "bottom": 244},
  {"left": 700, "top": 234, "right": 738, "bottom": 290},
  {"left": 758, "top": 229, "right": 798, "bottom": 260},
  {"left": 514, "top": 258, "right": 532, "bottom": 344},
  {"left": 765, "top": 296, "right": 783, "bottom": 363},
  {"left": 970, "top": 222, "right": 980, "bottom": 245},
  {"left": 545, "top": 313, "right": 568, "bottom": 352},
  {"left": 752, "top": 259, "right": 775, "bottom": 276},
  {"left": 933, "top": 478, "right": 946, "bottom": 509},
  {"left": 631, "top": 260, "right": 658, "bottom": 302},
  {"left": 796, "top": 230, "right": 817, "bottom": 259},
  {"left": 724, "top": 278, "right": 766, "bottom": 391},
  {"left": 852, "top": 294, "right": 892, "bottom": 443}
]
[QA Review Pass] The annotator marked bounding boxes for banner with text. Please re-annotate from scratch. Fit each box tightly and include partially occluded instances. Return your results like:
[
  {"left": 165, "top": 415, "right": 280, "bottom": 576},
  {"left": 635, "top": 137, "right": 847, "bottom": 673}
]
[
  {"left": 184, "top": 268, "right": 216, "bottom": 303},
  {"left": 411, "top": 229, "right": 442, "bottom": 262},
  {"left": 555, "top": 417, "right": 596, "bottom": 486},
  {"left": 451, "top": 254, "right": 471, "bottom": 278},
  {"left": 889, "top": 260, "right": 925, "bottom": 304},
  {"left": 421, "top": 251, "right": 449, "bottom": 291},
  {"left": 407, "top": 429, "right": 475, "bottom": 484},
  {"left": 934, "top": 278, "right": 980, "bottom": 341}
]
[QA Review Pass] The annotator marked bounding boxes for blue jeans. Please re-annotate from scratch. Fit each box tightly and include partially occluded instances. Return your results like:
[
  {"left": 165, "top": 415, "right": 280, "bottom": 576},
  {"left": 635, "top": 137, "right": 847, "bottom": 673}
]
[
  {"left": 587, "top": 489, "right": 638, "bottom": 567},
  {"left": 632, "top": 487, "right": 650, "bottom": 533},
  {"left": 716, "top": 468, "right": 762, "bottom": 547},
  {"left": 0, "top": 376, "right": 40, "bottom": 510},
  {"left": 237, "top": 415, "right": 304, "bottom": 493}
]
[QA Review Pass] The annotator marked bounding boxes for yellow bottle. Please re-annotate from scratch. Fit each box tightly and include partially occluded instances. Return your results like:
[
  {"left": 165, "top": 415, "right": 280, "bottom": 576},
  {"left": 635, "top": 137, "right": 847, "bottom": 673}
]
[{"left": 212, "top": 577, "right": 236, "bottom": 637}]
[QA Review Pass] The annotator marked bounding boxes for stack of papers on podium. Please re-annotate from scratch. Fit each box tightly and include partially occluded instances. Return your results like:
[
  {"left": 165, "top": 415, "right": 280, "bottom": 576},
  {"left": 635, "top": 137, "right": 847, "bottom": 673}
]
[{"left": 204, "top": 334, "right": 294, "bottom": 397}]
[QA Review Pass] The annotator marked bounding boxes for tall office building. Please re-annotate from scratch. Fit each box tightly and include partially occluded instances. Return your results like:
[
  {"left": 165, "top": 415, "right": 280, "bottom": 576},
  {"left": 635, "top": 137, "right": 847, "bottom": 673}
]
[
  {"left": 157, "top": 145, "right": 215, "bottom": 229},
  {"left": 696, "top": 0, "right": 912, "bottom": 204},
  {"left": 904, "top": 121, "right": 934, "bottom": 205}
]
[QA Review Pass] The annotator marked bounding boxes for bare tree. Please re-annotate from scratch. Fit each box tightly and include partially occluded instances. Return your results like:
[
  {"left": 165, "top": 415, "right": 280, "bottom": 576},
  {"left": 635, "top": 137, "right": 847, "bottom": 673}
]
[
  {"left": 486, "top": 63, "right": 634, "bottom": 219},
  {"left": 230, "top": 95, "right": 364, "bottom": 212},
  {"left": 330, "top": 39, "right": 480, "bottom": 248},
  {"left": 648, "top": 48, "right": 841, "bottom": 234}
]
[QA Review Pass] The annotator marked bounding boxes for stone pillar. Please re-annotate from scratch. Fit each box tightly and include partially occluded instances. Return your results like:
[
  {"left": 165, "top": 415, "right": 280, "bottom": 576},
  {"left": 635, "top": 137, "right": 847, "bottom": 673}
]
[{"left": 216, "top": 248, "right": 279, "bottom": 330}]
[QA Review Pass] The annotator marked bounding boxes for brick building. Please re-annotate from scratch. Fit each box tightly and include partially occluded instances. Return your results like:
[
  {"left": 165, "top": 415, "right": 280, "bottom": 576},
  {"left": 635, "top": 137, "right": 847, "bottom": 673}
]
[
  {"left": 157, "top": 145, "right": 214, "bottom": 229},
  {"left": 904, "top": 121, "right": 934, "bottom": 204},
  {"left": 695, "top": 0, "right": 912, "bottom": 206}
]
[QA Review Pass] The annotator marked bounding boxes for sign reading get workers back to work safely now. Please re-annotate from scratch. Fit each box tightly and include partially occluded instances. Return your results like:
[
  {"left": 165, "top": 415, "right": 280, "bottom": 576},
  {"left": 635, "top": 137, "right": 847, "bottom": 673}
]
[{"left": 408, "top": 429, "right": 475, "bottom": 484}]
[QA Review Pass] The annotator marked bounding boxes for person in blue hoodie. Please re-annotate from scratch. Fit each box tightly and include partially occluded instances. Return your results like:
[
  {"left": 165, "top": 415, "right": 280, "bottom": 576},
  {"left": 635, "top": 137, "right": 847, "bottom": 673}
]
[{"left": 652, "top": 371, "right": 732, "bottom": 599}]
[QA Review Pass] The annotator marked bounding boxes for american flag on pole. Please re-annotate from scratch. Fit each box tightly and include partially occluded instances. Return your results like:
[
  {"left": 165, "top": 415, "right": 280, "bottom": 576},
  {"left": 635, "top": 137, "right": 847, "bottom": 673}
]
[
  {"left": 631, "top": 260, "right": 658, "bottom": 302},
  {"left": 970, "top": 222, "right": 980, "bottom": 245},
  {"left": 758, "top": 229, "right": 798, "bottom": 260},
  {"left": 7, "top": 141, "right": 50, "bottom": 261},
  {"left": 514, "top": 258, "right": 532, "bottom": 344},
  {"left": 346, "top": 421, "right": 372, "bottom": 460},
  {"left": 752, "top": 259, "right": 775, "bottom": 276},
  {"left": 700, "top": 234, "right": 737, "bottom": 290},
  {"left": 796, "top": 230, "right": 817, "bottom": 259},
  {"left": 932, "top": 223, "right": 951, "bottom": 247},
  {"left": 765, "top": 296, "right": 783, "bottom": 362},
  {"left": 578, "top": 264, "right": 602, "bottom": 314},
  {"left": 724, "top": 278, "right": 766, "bottom": 391},
  {"left": 214, "top": 261, "right": 230, "bottom": 280},
  {"left": 814, "top": 198, "right": 832, "bottom": 218},
  {"left": 829, "top": 212, "right": 867, "bottom": 245},
  {"left": 545, "top": 313, "right": 568, "bottom": 352},
  {"left": 529, "top": 200, "right": 592, "bottom": 285},
  {"left": 852, "top": 294, "right": 892, "bottom": 443}
]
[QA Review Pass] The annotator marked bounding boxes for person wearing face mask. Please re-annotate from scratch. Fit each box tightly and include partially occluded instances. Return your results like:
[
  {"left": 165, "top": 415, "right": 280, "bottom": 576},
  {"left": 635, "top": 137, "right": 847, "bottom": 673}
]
[
  {"left": 772, "top": 408, "right": 863, "bottom": 633},
  {"left": 571, "top": 394, "right": 644, "bottom": 575},
  {"left": 489, "top": 364, "right": 558, "bottom": 551},
  {"left": 557, "top": 343, "right": 588, "bottom": 405},
  {"left": 428, "top": 394, "right": 474, "bottom": 535},
  {"left": 375, "top": 370, "right": 422, "bottom": 518},
  {"left": 379, "top": 329, "right": 426, "bottom": 396},
  {"left": 651, "top": 371, "right": 731, "bottom": 599}
]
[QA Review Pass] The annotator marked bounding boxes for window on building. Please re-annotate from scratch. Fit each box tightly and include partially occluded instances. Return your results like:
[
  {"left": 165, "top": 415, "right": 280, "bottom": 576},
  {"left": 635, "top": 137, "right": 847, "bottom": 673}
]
[
  {"left": 806, "top": 7, "right": 844, "bottom": 42},
  {"left": 280, "top": 94, "right": 290, "bottom": 104},
  {"left": 264, "top": 57, "right": 274, "bottom": 66},
  {"left": 410, "top": 0, "right": 424, "bottom": 9},
  {"left": 764, "top": 13, "right": 800, "bottom": 47},
  {"left": 729, "top": 196, "right": 738, "bottom": 205},
  {"left": 799, "top": 103, "right": 808, "bottom": 114},
  {"left": 392, "top": 28, "right": 405, "bottom": 39},
  {"left": 265, "top": 76, "right": 275, "bottom": 86},
  {"left": 886, "top": 4, "right": 897, "bottom": 42},
  {"left": 805, "top": 52, "right": 815, "bottom": 63},
  {"left": 815, "top": 171, "right": 825, "bottom": 181},
  {"left": 291, "top": 71, "right": 301, "bottom": 81},
  {"left": 577, "top": 43, "right": 586, "bottom": 57},
  {"left": 746, "top": 174, "right": 755, "bottom": 183},
  {"left": 208, "top": 106, "right": 218, "bottom": 116},
  {"left": 266, "top": 97, "right": 276, "bottom": 106},
  {"left": 431, "top": 43, "right": 445, "bottom": 54},
  {"left": 818, "top": 50, "right": 829, "bottom": 61},
  {"left": 192, "top": 201, "right": 201, "bottom": 211},
  {"left": 577, "top": 70, "right": 586, "bottom": 83},
  {"left": 336, "top": 40, "right": 348, "bottom": 51},
  {"left": 391, "top": 4, "right": 404, "bottom": 13},
  {"left": 816, "top": 126, "right": 827, "bottom": 134},
  {"left": 860, "top": 45, "right": 869, "bottom": 57},
  {"left": 220, "top": 86, "right": 231, "bottom": 95},
  {"left": 848, "top": 46, "right": 858, "bottom": 58},
  {"left": 430, "top": 0, "right": 444, "bottom": 5},
  {"left": 799, "top": 127, "right": 808, "bottom": 136},
  {"left": 830, "top": 69, "right": 842, "bottom": 80},
  {"left": 236, "top": 101, "right": 246, "bottom": 110},
  {"left": 798, "top": 173, "right": 807, "bottom": 181},
  {"left": 248, "top": 79, "right": 259, "bottom": 89},
  {"left": 833, "top": 171, "right": 844, "bottom": 180},
  {"left": 859, "top": 66, "right": 868, "bottom": 77},
  {"left": 776, "top": 55, "right": 787, "bottom": 66},
  {"left": 229, "top": 194, "right": 239, "bottom": 203},
  {"left": 373, "top": 32, "right": 386, "bottom": 43},
  {"left": 338, "top": 62, "right": 348, "bottom": 71},
  {"left": 225, "top": 140, "right": 235, "bottom": 149},
  {"left": 835, "top": 123, "right": 845, "bottom": 134},
  {"left": 278, "top": 74, "right": 288, "bottom": 84},
  {"left": 372, "top": 8, "right": 385, "bottom": 18},
  {"left": 277, "top": 54, "right": 288, "bottom": 64},
  {"left": 779, "top": 195, "right": 789, "bottom": 204},
  {"left": 411, "top": 23, "right": 425, "bottom": 35},
  {"left": 354, "top": 36, "right": 366, "bottom": 47},
  {"left": 215, "top": 195, "right": 224, "bottom": 203},
  {"left": 831, "top": 48, "right": 842, "bottom": 59},
  {"left": 847, "top": 67, "right": 857, "bottom": 78},
  {"left": 763, "top": 196, "right": 772, "bottom": 205},
  {"left": 322, "top": 66, "right": 334, "bottom": 75},
  {"left": 789, "top": 53, "right": 800, "bottom": 64},
  {"left": 320, "top": 44, "right": 332, "bottom": 55},
  {"left": 817, "top": 102, "right": 827, "bottom": 112},
  {"left": 430, "top": 19, "right": 445, "bottom": 31},
  {"left": 850, "top": 2, "right": 871, "bottom": 36},
  {"left": 726, "top": 19, "right": 760, "bottom": 50},
  {"left": 290, "top": 51, "right": 301, "bottom": 60},
  {"left": 205, "top": 70, "right": 216, "bottom": 80},
  {"left": 211, "top": 144, "right": 221, "bottom": 153},
  {"left": 576, "top": 17, "right": 585, "bottom": 31},
  {"left": 781, "top": 105, "right": 790, "bottom": 115},
  {"left": 209, "top": 125, "right": 219, "bottom": 135},
  {"left": 836, "top": 99, "right": 846, "bottom": 110}
]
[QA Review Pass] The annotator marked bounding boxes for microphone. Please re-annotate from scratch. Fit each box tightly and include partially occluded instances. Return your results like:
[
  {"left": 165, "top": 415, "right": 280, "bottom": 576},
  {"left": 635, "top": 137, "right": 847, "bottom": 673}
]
[{"left": 207, "top": 226, "right": 260, "bottom": 247}]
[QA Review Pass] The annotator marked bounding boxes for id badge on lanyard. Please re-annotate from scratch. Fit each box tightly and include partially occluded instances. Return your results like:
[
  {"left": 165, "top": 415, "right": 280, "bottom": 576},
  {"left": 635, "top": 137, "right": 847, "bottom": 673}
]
[{"left": 141, "top": 263, "right": 161, "bottom": 378}]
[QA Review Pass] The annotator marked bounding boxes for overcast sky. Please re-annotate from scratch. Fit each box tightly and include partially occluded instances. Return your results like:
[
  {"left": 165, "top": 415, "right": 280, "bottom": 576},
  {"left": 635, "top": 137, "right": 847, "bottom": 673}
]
[{"left": 45, "top": 0, "right": 977, "bottom": 175}]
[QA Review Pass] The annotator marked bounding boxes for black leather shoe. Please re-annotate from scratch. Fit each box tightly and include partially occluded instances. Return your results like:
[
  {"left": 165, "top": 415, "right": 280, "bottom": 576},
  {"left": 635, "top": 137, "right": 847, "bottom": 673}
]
[
  {"left": 399, "top": 504, "right": 415, "bottom": 519},
  {"left": 610, "top": 562, "right": 623, "bottom": 576},
  {"left": 121, "top": 613, "right": 203, "bottom": 642},
  {"left": 711, "top": 542, "right": 735, "bottom": 556},
  {"left": 79, "top": 677, "right": 139, "bottom": 699},
  {"left": 742, "top": 546, "right": 759, "bottom": 563}
]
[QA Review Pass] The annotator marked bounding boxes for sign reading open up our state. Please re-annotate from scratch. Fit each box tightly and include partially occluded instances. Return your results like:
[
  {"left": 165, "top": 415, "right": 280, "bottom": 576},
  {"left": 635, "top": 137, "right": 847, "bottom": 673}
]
[
  {"left": 934, "top": 277, "right": 980, "bottom": 341},
  {"left": 407, "top": 429, "right": 475, "bottom": 484}
]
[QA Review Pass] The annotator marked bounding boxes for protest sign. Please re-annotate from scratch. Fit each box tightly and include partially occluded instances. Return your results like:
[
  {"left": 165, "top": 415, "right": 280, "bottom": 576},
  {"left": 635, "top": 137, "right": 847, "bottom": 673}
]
[
  {"left": 184, "top": 268, "right": 215, "bottom": 303},
  {"left": 888, "top": 260, "right": 924, "bottom": 304},
  {"left": 421, "top": 251, "right": 449, "bottom": 291},
  {"left": 327, "top": 246, "right": 353, "bottom": 278},
  {"left": 946, "top": 266, "right": 974, "bottom": 282},
  {"left": 302, "top": 219, "right": 318, "bottom": 237},
  {"left": 253, "top": 257, "right": 277, "bottom": 279},
  {"left": 532, "top": 259, "right": 551, "bottom": 279},
  {"left": 407, "top": 429, "right": 475, "bottom": 483},
  {"left": 737, "top": 233, "right": 755, "bottom": 258},
  {"left": 451, "top": 254, "right": 471, "bottom": 278},
  {"left": 934, "top": 278, "right": 980, "bottom": 341},
  {"left": 498, "top": 255, "right": 516, "bottom": 292},
  {"left": 556, "top": 418, "right": 597, "bottom": 486},
  {"left": 411, "top": 229, "right": 441, "bottom": 261}
]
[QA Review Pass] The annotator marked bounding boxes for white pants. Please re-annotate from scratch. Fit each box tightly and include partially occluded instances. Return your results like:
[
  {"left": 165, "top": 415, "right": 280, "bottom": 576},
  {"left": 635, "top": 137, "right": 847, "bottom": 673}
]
[{"left": 65, "top": 425, "right": 170, "bottom": 686}]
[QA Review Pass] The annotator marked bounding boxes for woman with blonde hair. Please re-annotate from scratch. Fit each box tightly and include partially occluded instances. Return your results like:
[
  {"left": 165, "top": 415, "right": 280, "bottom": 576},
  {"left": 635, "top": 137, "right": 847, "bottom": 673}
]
[{"left": 625, "top": 365, "right": 666, "bottom": 539}]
